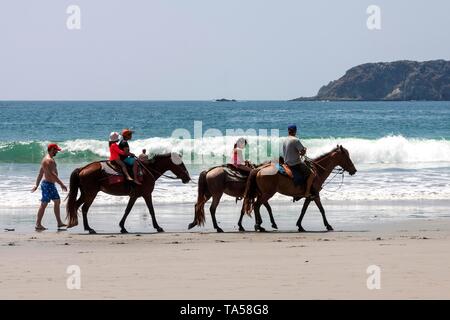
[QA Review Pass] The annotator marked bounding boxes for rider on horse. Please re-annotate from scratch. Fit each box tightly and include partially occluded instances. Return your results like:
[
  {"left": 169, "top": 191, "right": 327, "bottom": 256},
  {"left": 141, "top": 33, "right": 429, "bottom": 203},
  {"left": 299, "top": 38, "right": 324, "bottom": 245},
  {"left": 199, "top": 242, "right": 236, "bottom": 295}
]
[
  {"left": 282, "top": 124, "right": 316, "bottom": 198},
  {"left": 230, "top": 138, "right": 252, "bottom": 174},
  {"left": 118, "top": 128, "right": 142, "bottom": 185},
  {"left": 109, "top": 132, "right": 136, "bottom": 183}
]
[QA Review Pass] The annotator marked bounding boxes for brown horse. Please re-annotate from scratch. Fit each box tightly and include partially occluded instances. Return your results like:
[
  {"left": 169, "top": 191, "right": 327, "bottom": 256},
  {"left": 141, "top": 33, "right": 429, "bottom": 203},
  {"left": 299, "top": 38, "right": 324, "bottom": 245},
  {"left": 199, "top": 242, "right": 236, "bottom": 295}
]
[
  {"left": 66, "top": 153, "right": 191, "bottom": 234},
  {"left": 188, "top": 164, "right": 276, "bottom": 232},
  {"left": 243, "top": 145, "right": 357, "bottom": 232}
]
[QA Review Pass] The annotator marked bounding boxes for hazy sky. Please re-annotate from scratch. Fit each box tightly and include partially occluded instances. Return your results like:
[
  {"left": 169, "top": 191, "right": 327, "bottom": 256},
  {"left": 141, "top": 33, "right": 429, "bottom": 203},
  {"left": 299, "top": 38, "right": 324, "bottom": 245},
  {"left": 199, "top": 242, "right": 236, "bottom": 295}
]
[{"left": 0, "top": 0, "right": 449, "bottom": 100}]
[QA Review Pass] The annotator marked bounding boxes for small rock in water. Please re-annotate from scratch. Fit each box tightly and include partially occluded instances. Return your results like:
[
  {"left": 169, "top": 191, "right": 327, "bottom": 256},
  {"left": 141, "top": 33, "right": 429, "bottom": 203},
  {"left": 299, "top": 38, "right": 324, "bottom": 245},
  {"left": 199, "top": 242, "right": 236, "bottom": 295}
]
[
  {"left": 376, "top": 237, "right": 382, "bottom": 241},
  {"left": 4, "top": 228, "right": 15, "bottom": 232}
]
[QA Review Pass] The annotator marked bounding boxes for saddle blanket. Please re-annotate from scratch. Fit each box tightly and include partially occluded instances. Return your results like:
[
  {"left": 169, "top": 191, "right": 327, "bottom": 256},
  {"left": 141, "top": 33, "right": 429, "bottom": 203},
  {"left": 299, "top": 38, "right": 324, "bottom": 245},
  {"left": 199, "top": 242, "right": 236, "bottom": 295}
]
[
  {"left": 100, "top": 161, "right": 125, "bottom": 185},
  {"left": 274, "top": 163, "right": 293, "bottom": 178}
]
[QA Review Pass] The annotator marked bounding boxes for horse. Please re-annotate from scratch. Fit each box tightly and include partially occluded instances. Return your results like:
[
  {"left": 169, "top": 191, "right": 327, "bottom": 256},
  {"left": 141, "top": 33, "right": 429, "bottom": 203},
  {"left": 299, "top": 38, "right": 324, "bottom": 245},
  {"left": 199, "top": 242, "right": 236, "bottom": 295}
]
[
  {"left": 66, "top": 153, "right": 191, "bottom": 234},
  {"left": 188, "top": 164, "right": 277, "bottom": 233},
  {"left": 243, "top": 145, "right": 357, "bottom": 232}
]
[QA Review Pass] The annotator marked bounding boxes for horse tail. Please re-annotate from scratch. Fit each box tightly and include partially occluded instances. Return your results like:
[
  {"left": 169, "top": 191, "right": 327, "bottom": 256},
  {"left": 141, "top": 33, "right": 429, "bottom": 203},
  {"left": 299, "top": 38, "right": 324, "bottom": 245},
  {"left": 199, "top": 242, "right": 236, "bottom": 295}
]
[
  {"left": 66, "top": 168, "right": 81, "bottom": 228},
  {"left": 191, "top": 170, "right": 209, "bottom": 227},
  {"left": 243, "top": 169, "right": 259, "bottom": 216}
]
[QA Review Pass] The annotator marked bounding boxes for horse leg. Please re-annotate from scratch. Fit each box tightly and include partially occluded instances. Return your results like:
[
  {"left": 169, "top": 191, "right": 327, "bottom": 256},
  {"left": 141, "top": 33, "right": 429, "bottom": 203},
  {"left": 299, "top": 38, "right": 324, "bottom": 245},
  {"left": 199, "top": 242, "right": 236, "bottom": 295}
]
[
  {"left": 81, "top": 193, "right": 97, "bottom": 234},
  {"left": 119, "top": 196, "right": 137, "bottom": 234},
  {"left": 314, "top": 196, "right": 333, "bottom": 231},
  {"left": 297, "top": 198, "right": 312, "bottom": 232},
  {"left": 238, "top": 205, "right": 246, "bottom": 232},
  {"left": 210, "top": 194, "right": 223, "bottom": 233},
  {"left": 75, "top": 197, "right": 84, "bottom": 212},
  {"left": 263, "top": 202, "right": 277, "bottom": 230},
  {"left": 143, "top": 194, "right": 164, "bottom": 232},
  {"left": 253, "top": 200, "right": 266, "bottom": 232}
]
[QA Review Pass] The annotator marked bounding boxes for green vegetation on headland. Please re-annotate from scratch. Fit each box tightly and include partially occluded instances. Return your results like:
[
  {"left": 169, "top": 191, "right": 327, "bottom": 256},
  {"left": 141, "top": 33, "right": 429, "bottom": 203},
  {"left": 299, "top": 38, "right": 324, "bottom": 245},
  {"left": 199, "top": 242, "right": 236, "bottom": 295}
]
[{"left": 291, "top": 60, "right": 450, "bottom": 101}]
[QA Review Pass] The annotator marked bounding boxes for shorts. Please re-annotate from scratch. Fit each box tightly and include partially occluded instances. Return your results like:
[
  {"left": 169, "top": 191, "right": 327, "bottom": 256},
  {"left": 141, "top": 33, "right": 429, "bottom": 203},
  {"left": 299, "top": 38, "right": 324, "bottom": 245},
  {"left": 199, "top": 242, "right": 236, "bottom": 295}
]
[
  {"left": 123, "top": 157, "right": 135, "bottom": 166},
  {"left": 289, "top": 162, "right": 311, "bottom": 186},
  {"left": 41, "top": 180, "right": 60, "bottom": 203}
]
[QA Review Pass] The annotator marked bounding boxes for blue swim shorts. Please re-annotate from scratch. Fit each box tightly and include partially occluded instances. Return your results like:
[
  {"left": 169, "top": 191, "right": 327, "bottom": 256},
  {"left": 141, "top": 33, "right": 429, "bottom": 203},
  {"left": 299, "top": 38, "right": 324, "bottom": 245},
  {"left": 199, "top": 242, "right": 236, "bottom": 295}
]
[
  {"left": 123, "top": 157, "right": 135, "bottom": 166},
  {"left": 41, "top": 180, "right": 60, "bottom": 203}
]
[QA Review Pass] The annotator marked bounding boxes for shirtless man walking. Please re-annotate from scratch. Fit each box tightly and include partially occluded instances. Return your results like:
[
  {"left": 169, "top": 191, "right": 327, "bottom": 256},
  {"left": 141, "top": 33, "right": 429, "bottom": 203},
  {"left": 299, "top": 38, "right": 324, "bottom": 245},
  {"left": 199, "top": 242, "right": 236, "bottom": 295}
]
[{"left": 31, "top": 143, "right": 68, "bottom": 231}]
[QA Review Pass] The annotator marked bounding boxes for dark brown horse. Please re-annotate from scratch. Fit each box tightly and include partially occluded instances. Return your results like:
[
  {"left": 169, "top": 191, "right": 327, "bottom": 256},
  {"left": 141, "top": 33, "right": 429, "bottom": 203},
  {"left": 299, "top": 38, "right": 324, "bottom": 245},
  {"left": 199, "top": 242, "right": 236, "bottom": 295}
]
[
  {"left": 188, "top": 164, "right": 276, "bottom": 232},
  {"left": 243, "top": 145, "right": 357, "bottom": 232},
  {"left": 66, "top": 153, "right": 191, "bottom": 234}
]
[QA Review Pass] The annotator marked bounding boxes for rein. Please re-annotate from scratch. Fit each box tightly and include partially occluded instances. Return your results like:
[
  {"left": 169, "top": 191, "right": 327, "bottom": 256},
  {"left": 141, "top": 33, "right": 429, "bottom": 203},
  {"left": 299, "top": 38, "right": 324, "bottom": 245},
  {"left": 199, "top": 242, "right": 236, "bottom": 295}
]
[
  {"left": 305, "top": 154, "right": 346, "bottom": 192},
  {"left": 136, "top": 157, "right": 195, "bottom": 183},
  {"left": 137, "top": 159, "right": 178, "bottom": 180},
  {"left": 321, "top": 167, "right": 345, "bottom": 192}
]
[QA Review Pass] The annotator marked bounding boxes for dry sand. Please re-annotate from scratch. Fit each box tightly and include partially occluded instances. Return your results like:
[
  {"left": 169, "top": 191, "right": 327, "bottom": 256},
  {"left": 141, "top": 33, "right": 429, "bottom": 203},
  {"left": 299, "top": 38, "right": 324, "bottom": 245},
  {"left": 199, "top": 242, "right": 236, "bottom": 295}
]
[{"left": 1, "top": 219, "right": 450, "bottom": 299}]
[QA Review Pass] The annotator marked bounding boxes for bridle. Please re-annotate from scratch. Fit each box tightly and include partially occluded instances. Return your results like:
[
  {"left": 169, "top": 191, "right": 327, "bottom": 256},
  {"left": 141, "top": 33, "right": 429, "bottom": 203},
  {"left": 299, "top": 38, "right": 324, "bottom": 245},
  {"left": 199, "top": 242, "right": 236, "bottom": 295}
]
[
  {"left": 305, "top": 150, "right": 346, "bottom": 192},
  {"left": 136, "top": 157, "right": 189, "bottom": 181}
]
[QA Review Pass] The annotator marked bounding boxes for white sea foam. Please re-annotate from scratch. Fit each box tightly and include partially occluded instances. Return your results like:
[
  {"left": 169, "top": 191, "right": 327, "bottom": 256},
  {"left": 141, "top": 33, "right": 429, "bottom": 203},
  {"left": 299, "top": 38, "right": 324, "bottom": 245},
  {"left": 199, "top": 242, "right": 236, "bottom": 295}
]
[
  {"left": 55, "top": 135, "right": 450, "bottom": 166},
  {"left": 1, "top": 135, "right": 450, "bottom": 209}
]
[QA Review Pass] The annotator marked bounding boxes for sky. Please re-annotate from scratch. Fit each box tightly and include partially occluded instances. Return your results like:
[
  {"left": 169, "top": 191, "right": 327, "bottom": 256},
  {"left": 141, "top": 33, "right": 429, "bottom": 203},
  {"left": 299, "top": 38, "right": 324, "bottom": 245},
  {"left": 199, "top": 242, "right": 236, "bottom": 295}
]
[{"left": 0, "top": 0, "right": 449, "bottom": 100}]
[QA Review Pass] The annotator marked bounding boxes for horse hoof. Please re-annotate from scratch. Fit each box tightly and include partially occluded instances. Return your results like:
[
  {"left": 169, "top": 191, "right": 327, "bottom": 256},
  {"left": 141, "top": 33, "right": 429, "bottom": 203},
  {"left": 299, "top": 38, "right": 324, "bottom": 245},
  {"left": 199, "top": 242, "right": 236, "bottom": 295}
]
[
  {"left": 88, "top": 229, "right": 97, "bottom": 234},
  {"left": 326, "top": 225, "right": 334, "bottom": 231},
  {"left": 298, "top": 227, "right": 306, "bottom": 232},
  {"left": 272, "top": 224, "right": 278, "bottom": 230},
  {"left": 238, "top": 226, "right": 245, "bottom": 232},
  {"left": 216, "top": 228, "right": 224, "bottom": 233},
  {"left": 188, "top": 222, "right": 197, "bottom": 230},
  {"left": 255, "top": 225, "right": 266, "bottom": 232},
  {"left": 157, "top": 227, "right": 165, "bottom": 233},
  {"left": 120, "top": 229, "right": 128, "bottom": 234}
]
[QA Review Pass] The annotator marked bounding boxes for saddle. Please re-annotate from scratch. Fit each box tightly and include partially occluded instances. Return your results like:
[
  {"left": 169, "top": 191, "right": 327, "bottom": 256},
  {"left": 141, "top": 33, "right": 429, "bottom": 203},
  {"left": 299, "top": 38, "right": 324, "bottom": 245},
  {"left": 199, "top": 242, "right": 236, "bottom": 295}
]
[
  {"left": 100, "top": 161, "right": 143, "bottom": 186},
  {"left": 274, "top": 163, "right": 294, "bottom": 179},
  {"left": 206, "top": 164, "right": 249, "bottom": 183},
  {"left": 224, "top": 164, "right": 250, "bottom": 182},
  {"left": 100, "top": 161, "right": 125, "bottom": 185}
]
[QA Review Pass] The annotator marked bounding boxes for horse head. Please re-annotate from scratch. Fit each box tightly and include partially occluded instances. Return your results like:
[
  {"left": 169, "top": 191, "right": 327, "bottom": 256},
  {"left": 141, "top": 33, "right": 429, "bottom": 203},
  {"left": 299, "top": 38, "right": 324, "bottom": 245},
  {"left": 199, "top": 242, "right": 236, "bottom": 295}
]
[
  {"left": 335, "top": 145, "right": 357, "bottom": 175},
  {"left": 169, "top": 152, "right": 191, "bottom": 183},
  {"left": 145, "top": 153, "right": 191, "bottom": 183}
]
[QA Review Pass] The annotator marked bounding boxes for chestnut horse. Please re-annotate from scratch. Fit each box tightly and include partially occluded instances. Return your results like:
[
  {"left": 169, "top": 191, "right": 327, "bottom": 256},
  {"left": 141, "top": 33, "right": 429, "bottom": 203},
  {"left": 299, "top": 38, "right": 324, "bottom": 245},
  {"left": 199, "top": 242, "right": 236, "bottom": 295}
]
[
  {"left": 243, "top": 145, "right": 357, "bottom": 232},
  {"left": 188, "top": 164, "right": 276, "bottom": 233},
  {"left": 66, "top": 153, "right": 191, "bottom": 234}
]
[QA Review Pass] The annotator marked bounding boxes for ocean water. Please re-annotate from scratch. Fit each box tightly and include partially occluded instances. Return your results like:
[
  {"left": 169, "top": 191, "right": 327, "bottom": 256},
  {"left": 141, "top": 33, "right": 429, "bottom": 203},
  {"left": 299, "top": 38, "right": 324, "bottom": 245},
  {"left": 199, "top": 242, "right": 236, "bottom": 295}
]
[{"left": 0, "top": 101, "right": 450, "bottom": 230}]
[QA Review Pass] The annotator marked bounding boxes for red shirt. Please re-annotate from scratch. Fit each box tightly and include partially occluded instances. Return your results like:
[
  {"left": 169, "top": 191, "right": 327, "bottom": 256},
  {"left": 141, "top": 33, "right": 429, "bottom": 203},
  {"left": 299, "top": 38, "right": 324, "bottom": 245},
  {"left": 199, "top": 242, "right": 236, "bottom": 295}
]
[{"left": 109, "top": 143, "right": 126, "bottom": 161}]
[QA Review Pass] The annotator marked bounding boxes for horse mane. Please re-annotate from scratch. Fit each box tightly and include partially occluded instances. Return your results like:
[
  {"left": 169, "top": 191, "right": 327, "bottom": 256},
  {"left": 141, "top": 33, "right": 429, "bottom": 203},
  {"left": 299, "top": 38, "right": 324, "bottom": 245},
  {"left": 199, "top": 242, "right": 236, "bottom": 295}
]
[
  {"left": 149, "top": 153, "right": 172, "bottom": 161},
  {"left": 313, "top": 146, "right": 340, "bottom": 162}
]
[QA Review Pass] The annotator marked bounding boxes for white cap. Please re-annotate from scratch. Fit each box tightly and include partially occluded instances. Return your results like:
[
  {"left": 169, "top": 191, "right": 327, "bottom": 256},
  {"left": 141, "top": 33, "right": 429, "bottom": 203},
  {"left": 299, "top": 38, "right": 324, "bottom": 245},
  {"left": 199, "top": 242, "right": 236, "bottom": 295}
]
[{"left": 109, "top": 132, "right": 120, "bottom": 142}]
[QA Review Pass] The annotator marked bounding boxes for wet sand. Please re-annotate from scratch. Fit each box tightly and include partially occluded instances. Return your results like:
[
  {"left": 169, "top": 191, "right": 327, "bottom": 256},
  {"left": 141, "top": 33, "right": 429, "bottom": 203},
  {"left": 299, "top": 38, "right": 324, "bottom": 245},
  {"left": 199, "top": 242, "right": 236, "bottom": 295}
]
[{"left": 1, "top": 218, "right": 450, "bottom": 299}]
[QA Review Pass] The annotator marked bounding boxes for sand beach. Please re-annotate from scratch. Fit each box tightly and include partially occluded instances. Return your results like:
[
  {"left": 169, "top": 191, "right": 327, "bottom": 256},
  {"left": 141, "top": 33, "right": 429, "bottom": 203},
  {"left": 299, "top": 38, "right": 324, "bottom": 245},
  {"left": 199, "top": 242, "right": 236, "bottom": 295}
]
[{"left": 1, "top": 216, "right": 449, "bottom": 300}]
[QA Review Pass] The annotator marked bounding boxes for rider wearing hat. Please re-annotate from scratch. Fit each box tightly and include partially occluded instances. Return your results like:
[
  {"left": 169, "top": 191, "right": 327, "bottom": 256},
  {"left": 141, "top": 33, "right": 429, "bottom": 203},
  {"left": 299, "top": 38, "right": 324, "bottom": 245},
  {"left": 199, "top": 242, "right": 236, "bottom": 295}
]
[
  {"left": 118, "top": 129, "right": 142, "bottom": 185},
  {"left": 282, "top": 124, "right": 316, "bottom": 198},
  {"left": 109, "top": 132, "right": 135, "bottom": 183}
]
